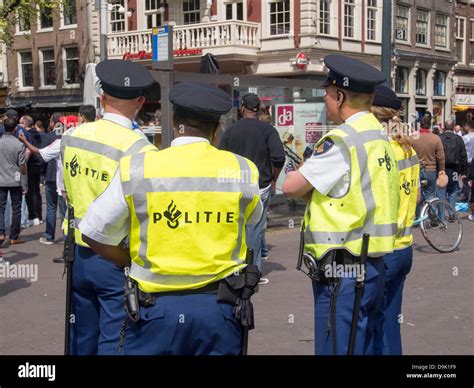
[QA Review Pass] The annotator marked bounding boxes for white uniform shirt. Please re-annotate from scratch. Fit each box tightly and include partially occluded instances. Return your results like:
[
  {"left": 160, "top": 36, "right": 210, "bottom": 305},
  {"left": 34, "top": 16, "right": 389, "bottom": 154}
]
[
  {"left": 39, "top": 138, "right": 63, "bottom": 194},
  {"left": 299, "top": 111, "right": 369, "bottom": 197},
  {"left": 79, "top": 137, "right": 263, "bottom": 246}
]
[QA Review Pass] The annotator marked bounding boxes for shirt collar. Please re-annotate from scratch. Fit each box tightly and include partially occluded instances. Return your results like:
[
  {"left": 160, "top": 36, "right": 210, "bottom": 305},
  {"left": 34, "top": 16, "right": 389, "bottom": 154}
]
[
  {"left": 345, "top": 111, "right": 370, "bottom": 124},
  {"left": 102, "top": 113, "right": 133, "bottom": 130},
  {"left": 171, "top": 136, "right": 210, "bottom": 147}
]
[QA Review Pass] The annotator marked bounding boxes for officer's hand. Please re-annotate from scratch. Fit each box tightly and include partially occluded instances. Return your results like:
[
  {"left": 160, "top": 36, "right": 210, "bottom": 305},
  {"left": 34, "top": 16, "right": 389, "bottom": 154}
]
[
  {"left": 18, "top": 132, "right": 27, "bottom": 143},
  {"left": 22, "top": 188, "right": 28, "bottom": 196},
  {"left": 61, "top": 190, "right": 69, "bottom": 203}
]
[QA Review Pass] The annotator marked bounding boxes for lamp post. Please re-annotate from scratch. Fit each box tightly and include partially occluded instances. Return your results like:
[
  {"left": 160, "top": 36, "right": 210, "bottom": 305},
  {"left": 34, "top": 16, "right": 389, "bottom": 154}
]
[{"left": 381, "top": 0, "right": 392, "bottom": 86}]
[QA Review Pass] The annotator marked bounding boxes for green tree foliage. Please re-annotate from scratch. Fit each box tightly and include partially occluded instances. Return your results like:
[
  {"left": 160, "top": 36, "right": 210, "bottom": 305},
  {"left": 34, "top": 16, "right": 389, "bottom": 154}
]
[{"left": 0, "top": 0, "right": 63, "bottom": 47}]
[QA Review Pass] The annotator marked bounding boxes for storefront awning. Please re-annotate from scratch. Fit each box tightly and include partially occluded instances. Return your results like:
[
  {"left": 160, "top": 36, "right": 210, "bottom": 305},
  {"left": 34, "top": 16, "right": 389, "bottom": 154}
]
[
  {"left": 31, "top": 101, "right": 83, "bottom": 108},
  {"left": 453, "top": 105, "right": 474, "bottom": 112},
  {"left": 7, "top": 94, "right": 83, "bottom": 109}
]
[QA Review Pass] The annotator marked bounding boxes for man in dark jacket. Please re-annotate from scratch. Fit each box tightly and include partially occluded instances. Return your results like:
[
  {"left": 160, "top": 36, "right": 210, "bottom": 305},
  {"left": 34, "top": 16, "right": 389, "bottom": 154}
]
[
  {"left": 219, "top": 93, "right": 285, "bottom": 285},
  {"left": 438, "top": 121, "right": 468, "bottom": 221},
  {"left": 19, "top": 115, "right": 43, "bottom": 226}
]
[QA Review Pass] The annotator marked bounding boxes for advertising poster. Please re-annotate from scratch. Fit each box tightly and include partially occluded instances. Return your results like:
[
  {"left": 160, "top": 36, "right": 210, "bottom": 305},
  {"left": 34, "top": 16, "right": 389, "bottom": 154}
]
[{"left": 274, "top": 103, "right": 326, "bottom": 193}]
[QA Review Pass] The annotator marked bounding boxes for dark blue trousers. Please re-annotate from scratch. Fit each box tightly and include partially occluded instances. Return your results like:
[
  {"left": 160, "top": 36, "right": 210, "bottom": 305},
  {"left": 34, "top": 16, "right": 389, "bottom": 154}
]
[
  {"left": 69, "top": 245, "right": 125, "bottom": 355},
  {"left": 312, "top": 257, "right": 385, "bottom": 355},
  {"left": 121, "top": 293, "right": 242, "bottom": 355},
  {"left": 374, "top": 246, "right": 413, "bottom": 355}
]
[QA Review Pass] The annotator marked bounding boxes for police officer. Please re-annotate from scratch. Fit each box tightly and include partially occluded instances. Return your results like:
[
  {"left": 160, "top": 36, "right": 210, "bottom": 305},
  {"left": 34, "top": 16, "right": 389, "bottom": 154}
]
[
  {"left": 283, "top": 55, "right": 400, "bottom": 355},
  {"left": 61, "top": 59, "right": 156, "bottom": 355},
  {"left": 371, "top": 85, "right": 419, "bottom": 355},
  {"left": 79, "top": 81, "right": 263, "bottom": 355}
]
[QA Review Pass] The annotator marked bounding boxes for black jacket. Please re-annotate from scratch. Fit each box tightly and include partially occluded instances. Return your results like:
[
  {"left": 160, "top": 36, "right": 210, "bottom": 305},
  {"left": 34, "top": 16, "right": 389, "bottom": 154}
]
[{"left": 440, "top": 131, "right": 468, "bottom": 176}]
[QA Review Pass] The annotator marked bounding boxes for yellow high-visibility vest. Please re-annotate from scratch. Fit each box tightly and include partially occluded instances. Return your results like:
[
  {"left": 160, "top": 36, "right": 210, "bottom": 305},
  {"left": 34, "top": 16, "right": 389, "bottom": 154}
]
[
  {"left": 61, "top": 119, "right": 155, "bottom": 246},
  {"left": 304, "top": 112, "right": 400, "bottom": 259},
  {"left": 390, "top": 140, "right": 420, "bottom": 250},
  {"left": 119, "top": 141, "right": 261, "bottom": 293}
]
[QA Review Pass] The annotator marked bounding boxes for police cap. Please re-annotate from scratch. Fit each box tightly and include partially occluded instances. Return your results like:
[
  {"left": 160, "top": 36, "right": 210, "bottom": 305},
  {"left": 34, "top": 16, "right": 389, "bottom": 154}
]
[
  {"left": 96, "top": 59, "right": 154, "bottom": 100},
  {"left": 169, "top": 81, "right": 232, "bottom": 122},
  {"left": 373, "top": 85, "right": 402, "bottom": 110},
  {"left": 322, "top": 55, "right": 385, "bottom": 94}
]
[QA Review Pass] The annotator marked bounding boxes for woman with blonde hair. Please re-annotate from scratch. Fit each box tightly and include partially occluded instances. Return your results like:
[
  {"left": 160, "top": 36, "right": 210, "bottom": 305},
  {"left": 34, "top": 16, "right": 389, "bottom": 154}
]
[{"left": 371, "top": 85, "right": 420, "bottom": 355}]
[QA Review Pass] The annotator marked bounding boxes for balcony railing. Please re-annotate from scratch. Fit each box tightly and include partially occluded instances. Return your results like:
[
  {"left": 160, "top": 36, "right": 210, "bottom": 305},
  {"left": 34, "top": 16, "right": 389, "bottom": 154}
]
[{"left": 107, "top": 20, "right": 260, "bottom": 59}]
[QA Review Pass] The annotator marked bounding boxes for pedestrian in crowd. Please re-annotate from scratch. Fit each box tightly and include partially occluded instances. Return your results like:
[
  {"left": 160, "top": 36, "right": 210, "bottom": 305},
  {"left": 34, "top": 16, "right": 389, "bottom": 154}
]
[
  {"left": 35, "top": 120, "right": 45, "bottom": 133},
  {"left": 258, "top": 105, "right": 273, "bottom": 261},
  {"left": 2, "top": 110, "right": 29, "bottom": 229},
  {"left": 20, "top": 115, "right": 43, "bottom": 226},
  {"left": 48, "top": 112, "right": 63, "bottom": 134},
  {"left": 19, "top": 130, "right": 67, "bottom": 246},
  {"left": 411, "top": 114, "right": 446, "bottom": 203},
  {"left": 61, "top": 59, "right": 156, "bottom": 355},
  {"left": 371, "top": 85, "right": 419, "bottom": 355},
  {"left": 283, "top": 55, "right": 399, "bottom": 355},
  {"left": 454, "top": 124, "right": 463, "bottom": 137},
  {"left": 437, "top": 121, "right": 468, "bottom": 221},
  {"left": 78, "top": 105, "right": 96, "bottom": 125},
  {"left": 79, "top": 81, "right": 262, "bottom": 355},
  {"left": 219, "top": 93, "right": 285, "bottom": 285},
  {"left": 0, "top": 118, "right": 28, "bottom": 250},
  {"left": 463, "top": 121, "right": 474, "bottom": 221}
]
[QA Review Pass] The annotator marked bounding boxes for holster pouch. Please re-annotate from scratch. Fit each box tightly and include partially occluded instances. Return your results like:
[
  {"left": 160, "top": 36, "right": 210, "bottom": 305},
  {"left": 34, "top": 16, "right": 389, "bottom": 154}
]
[
  {"left": 217, "top": 264, "right": 262, "bottom": 330},
  {"left": 311, "top": 250, "right": 357, "bottom": 284},
  {"left": 123, "top": 267, "right": 140, "bottom": 322}
]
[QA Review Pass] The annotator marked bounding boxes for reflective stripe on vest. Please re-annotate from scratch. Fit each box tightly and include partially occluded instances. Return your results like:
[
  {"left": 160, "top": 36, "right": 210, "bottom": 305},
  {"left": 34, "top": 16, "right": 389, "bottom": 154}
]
[
  {"left": 304, "top": 123, "right": 398, "bottom": 251},
  {"left": 398, "top": 155, "right": 420, "bottom": 171},
  {"left": 61, "top": 134, "right": 151, "bottom": 162},
  {"left": 126, "top": 152, "right": 255, "bottom": 280}
]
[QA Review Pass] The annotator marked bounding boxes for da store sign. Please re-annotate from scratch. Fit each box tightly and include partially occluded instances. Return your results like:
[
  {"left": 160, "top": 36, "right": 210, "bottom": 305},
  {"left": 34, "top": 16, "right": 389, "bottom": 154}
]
[{"left": 274, "top": 103, "right": 326, "bottom": 193}]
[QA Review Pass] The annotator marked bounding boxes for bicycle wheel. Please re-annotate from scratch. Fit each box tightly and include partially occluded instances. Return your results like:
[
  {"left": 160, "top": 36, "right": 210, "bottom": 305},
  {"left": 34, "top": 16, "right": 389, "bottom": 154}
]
[{"left": 420, "top": 198, "right": 463, "bottom": 253}]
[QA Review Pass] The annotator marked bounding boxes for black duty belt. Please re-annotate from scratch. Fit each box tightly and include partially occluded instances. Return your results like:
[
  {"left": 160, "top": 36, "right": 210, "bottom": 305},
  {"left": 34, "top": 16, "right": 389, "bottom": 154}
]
[{"left": 138, "top": 281, "right": 220, "bottom": 307}]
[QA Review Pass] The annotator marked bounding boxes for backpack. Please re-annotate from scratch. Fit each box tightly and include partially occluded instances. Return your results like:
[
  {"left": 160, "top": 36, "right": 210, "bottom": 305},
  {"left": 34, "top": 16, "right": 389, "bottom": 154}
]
[{"left": 441, "top": 132, "right": 460, "bottom": 168}]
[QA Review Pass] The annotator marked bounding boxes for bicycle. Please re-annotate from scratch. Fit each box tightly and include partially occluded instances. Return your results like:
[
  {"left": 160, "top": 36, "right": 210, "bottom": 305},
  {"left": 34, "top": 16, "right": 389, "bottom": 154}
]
[{"left": 413, "top": 180, "right": 463, "bottom": 253}]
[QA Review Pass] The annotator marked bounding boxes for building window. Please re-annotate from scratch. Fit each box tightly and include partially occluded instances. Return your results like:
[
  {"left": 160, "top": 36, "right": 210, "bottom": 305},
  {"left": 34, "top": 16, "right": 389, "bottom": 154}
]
[
  {"left": 433, "top": 71, "right": 446, "bottom": 96},
  {"left": 395, "top": 67, "right": 409, "bottom": 94},
  {"left": 64, "top": 47, "right": 79, "bottom": 85},
  {"left": 40, "top": 49, "right": 56, "bottom": 87},
  {"left": 395, "top": 4, "right": 409, "bottom": 41},
  {"left": 110, "top": 0, "right": 126, "bottom": 32},
  {"left": 435, "top": 14, "right": 448, "bottom": 48},
  {"left": 19, "top": 51, "right": 33, "bottom": 88},
  {"left": 63, "top": 0, "right": 77, "bottom": 26},
  {"left": 270, "top": 0, "right": 290, "bottom": 36},
  {"left": 416, "top": 69, "right": 427, "bottom": 96},
  {"left": 17, "top": 14, "right": 30, "bottom": 32},
  {"left": 344, "top": 0, "right": 355, "bottom": 38},
  {"left": 470, "top": 19, "right": 474, "bottom": 64},
  {"left": 416, "top": 9, "right": 429, "bottom": 45},
  {"left": 457, "top": 17, "right": 466, "bottom": 64},
  {"left": 183, "top": 0, "right": 200, "bottom": 25},
  {"left": 39, "top": 5, "right": 53, "bottom": 29},
  {"left": 145, "top": 0, "right": 162, "bottom": 28},
  {"left": 225, "top": 1, "right": 243, "bottom": 21},
  {"left": 319, "top": 0, "right": 330, "bottom": 35},
  {"left": 366, "top": 0, "right": 377, "bottom": 41}
]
